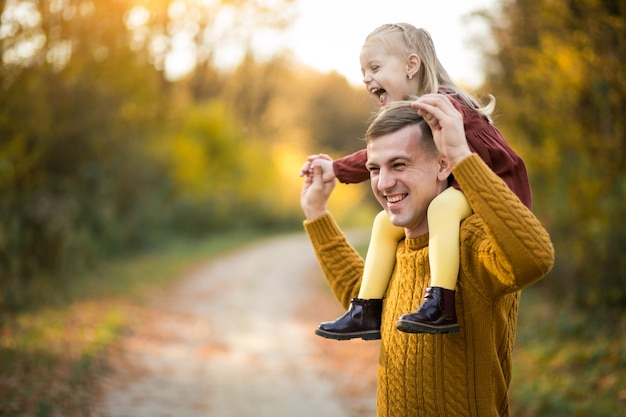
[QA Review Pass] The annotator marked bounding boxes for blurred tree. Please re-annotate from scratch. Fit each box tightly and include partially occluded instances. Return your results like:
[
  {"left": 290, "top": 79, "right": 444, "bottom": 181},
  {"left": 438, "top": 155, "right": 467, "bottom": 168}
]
[
  {"left": 221, "top": 56, "right": 376, "bottom": 223},
  {"left": 0, "top": 0, "right": 169, "bottom": 310},
  {"left": 0, "top": 0, "right": 372, "bottom": 312},
  {"left": 125, "top": 0, "right": 295, "bottom": 81},
  {"left": 481, "top": 0, "right": 626, "bottom": 310},
  {"left": 306, "top": 72, "right": 375, "bottom": 155}
]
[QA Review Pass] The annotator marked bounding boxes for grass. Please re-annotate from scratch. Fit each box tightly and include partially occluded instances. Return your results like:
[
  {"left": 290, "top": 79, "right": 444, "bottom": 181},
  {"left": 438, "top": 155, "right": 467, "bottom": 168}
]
[
  {"left": 1, "top": 231, "right": 624, "bottom": 416},
  {"left": 511, "top": 287, "right": 626, "bottom": 417},
  {"left": 0, "top": 230, "right": 268, "bottom": 417}
]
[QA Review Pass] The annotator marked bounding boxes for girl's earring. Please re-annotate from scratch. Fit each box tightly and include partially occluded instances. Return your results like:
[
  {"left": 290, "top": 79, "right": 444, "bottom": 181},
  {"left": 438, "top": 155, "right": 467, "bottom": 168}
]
[{"left": 408, "top": 74, "right": 413, "bottom": 80}]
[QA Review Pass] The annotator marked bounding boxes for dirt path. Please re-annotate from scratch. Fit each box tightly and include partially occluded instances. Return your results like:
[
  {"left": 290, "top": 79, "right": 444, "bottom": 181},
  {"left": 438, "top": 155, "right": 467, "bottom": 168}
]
[{"left": 96, "top": 232, "right": 379, "bottom": 417}]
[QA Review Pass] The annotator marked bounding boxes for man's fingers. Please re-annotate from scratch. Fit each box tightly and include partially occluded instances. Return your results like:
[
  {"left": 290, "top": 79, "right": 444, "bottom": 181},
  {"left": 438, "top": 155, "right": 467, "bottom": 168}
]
[
  {"left": 412, "top": 95, "right": 460, "bottom": 129},
  {"left": 416, "top": 107, "right": 440, "bottom": 128},
  {"left": 311, "top": 162, "right": 324, "bottom": 186},
  {"left": 412, "top": 98, "right": 445, "bottom": 120},
  {"left": 414, "top": 93, "right": 454, "bottom": 108}
]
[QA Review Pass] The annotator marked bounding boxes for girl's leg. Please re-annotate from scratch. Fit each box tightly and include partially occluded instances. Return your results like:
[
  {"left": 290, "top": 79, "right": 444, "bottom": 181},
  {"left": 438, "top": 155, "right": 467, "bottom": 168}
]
[
  {"left": 428, "top": 187, "right": 472, "bottom": 291},
  {"left": 316, "top": 210, "right": 404, "bottom": 341},
  {"left": 396, "top": 187, "right": 472, "bottom": 335},
  {"left": 358, "top": 210, "right": 405, "bottom": 298}
]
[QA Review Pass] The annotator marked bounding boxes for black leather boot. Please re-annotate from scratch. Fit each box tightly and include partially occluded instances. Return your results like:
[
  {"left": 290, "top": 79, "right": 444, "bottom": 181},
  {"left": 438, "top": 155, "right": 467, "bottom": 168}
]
[
  {"left": 396, "top": 287, "right": 460, "bottom": 334},
  {"left": 315, "top": 298, "right": 383, "bottom": 340}
]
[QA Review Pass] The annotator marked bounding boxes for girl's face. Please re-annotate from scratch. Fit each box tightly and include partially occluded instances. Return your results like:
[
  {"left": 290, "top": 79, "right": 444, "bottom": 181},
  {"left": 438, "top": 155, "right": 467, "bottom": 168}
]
[{"left": 360, "top": 41, "right": 415, "bottom": 107}]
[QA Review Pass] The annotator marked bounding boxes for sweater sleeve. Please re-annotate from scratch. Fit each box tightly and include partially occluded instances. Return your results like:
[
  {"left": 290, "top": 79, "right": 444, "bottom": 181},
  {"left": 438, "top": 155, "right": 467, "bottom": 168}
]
[
  {"left": 333, "top": 149, "right": 370, "bottom": 184},
  {"left": 303, "top": 213, "right": 364, "bottom": 309},
  {"left": 453, "top": 154, "right": 554, "bottom": 292}
]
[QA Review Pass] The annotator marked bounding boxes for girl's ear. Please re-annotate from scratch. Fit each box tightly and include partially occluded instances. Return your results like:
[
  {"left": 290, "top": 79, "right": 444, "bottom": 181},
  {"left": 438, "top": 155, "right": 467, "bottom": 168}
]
[{"left": 407, "top": 54, "right": 421, "bottom": 78}]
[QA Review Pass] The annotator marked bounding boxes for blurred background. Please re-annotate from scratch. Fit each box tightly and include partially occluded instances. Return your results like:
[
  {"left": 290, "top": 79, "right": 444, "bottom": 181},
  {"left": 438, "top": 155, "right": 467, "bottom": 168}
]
[{"left": 0, "top": 0, "right": 624, "bottom": 416}]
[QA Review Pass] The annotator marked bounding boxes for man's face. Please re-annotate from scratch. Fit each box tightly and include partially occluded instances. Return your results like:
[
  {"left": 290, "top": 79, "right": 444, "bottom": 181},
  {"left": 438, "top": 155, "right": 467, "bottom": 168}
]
[{"left": 366, "top": 125, "right": 446, "bottom": 238}]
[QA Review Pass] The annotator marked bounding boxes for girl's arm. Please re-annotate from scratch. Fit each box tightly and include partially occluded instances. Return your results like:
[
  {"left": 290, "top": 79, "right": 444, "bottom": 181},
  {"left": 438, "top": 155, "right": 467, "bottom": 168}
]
[{"left": 333, "top": 149, "right": 370, "bottom": 184}]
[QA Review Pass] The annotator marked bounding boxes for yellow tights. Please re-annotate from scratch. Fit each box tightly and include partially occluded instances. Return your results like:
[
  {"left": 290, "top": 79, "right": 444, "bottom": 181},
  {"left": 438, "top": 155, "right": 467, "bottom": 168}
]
[{"left": 357, "top": 187, "right": 472, "bottom": 299}]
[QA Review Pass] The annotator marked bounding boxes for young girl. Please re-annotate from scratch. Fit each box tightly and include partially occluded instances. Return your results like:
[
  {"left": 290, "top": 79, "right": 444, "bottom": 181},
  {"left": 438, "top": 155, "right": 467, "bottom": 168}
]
[{"left": 302, "top": 23, "right": 532, "bottom": 340}]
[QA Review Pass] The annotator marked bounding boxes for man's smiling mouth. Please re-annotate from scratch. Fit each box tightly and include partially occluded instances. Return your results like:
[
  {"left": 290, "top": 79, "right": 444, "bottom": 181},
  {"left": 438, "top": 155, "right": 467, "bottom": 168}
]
[{"left": 386, "top": 194, "right": 407, "bottom": 204}]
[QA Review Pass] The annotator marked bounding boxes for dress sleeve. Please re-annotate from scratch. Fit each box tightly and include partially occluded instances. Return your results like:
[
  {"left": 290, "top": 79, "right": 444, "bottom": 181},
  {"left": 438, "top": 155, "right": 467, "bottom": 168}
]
[
  {"left": 332, "top": 149, "right": 370, "bottom": 184},
  {"left": 450, "top": 96, "right": 533, "bottom": 209}
]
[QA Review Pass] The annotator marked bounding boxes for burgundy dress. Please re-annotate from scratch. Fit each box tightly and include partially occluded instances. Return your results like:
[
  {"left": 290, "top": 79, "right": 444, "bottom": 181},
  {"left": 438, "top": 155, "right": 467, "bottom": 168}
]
[{"left": 332, "top": 92, "right": 532, "bottom": 209}]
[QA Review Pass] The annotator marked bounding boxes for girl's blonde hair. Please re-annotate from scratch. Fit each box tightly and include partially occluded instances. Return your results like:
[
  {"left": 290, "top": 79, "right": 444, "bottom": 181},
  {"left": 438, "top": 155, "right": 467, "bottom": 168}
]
[{"left": 364, "top": 23, "right": 494, "bottom": 120}]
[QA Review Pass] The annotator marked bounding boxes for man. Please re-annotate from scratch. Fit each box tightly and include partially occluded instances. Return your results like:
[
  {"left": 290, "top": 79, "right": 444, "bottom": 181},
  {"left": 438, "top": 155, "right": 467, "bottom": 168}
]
[{"left": 300, "top": 95, "right": 554, "bottom": 417}]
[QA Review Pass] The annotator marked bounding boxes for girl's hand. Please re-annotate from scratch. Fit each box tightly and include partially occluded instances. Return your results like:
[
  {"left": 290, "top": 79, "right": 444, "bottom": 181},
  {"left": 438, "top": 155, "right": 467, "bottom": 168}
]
[{"left": 298, "top": 154, "right": 335, "bottom": 182}]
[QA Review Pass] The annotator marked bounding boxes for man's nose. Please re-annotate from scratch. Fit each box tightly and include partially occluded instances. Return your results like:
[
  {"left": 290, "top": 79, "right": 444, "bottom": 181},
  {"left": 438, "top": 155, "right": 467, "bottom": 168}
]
[{"left": 376, "top": 169, "right": 395, "bottom": 191}]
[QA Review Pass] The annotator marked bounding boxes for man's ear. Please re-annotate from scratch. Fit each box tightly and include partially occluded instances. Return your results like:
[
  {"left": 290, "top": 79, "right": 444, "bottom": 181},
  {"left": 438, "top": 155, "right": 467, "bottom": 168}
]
[
  {"left": 407, "top": 54, "right": 421, "bottom": 78},
  {"left": 437, "top": 155, "right": 453, "bottom": 182}
]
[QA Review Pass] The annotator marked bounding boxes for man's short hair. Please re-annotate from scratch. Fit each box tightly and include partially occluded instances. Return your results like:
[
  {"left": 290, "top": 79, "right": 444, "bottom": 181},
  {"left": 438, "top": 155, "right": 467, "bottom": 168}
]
[{"left": 366, "top": 101, "right": 436, "bottom": 155}]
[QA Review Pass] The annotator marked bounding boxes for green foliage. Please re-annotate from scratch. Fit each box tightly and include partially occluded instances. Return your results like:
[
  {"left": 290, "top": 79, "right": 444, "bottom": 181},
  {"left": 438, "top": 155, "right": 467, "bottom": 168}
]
[
  {"left": 482, "top": 0, "right": 626, "bottom": 310},
  {"left": 511, "top": 288, "right": 626, "bottom": 416},
  {"left": 0, "top": 0, "right": 375, "bottom": 313},
  {"left": 0, "top": 0, "right": 171, "bottom": 311},
  {"left": 307, "top": 72, "right": 376, "bottom": 155}
]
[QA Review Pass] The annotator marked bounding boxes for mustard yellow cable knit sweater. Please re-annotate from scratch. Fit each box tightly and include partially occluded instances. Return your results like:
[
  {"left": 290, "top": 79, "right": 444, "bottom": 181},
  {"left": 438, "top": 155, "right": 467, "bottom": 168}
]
[{"left": 304, "top": 155, "right": 554, "bottom": 417}]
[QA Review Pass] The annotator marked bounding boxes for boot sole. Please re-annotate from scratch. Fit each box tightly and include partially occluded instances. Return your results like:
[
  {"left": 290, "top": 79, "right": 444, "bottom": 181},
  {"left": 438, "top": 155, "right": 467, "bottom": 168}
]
[
  {"left": 396, "top": 320, "right": 460, "bottom": 334},
  {"left": 315, "top": 328, "right": 381, "bottom": 341}
]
